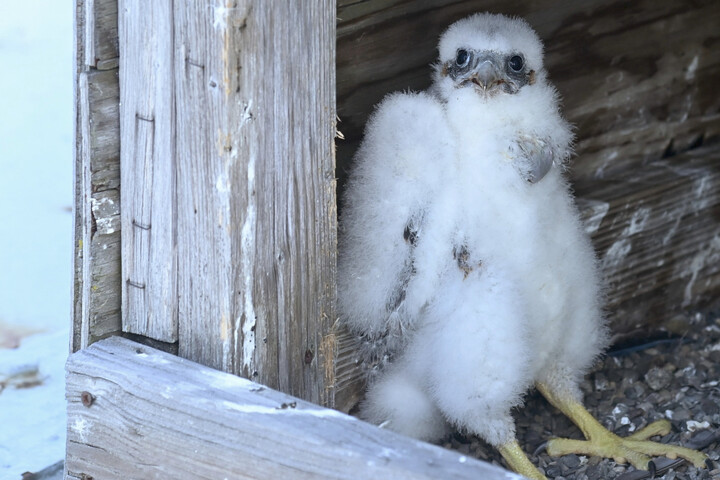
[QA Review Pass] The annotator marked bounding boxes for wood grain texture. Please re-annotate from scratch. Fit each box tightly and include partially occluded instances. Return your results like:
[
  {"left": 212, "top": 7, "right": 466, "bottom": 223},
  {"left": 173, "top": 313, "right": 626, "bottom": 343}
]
[
  {"left": 172, "top": 2, "right": 338, "bottom": 406},
  {"left": 336, "top": 0, "right": 720, "bottom": 184},
  {"left": 578, "top": 142, "right": 720, "bottom": 337},
  {"left": 83, "top": 0, "right": 119, "bottom": 70},
  {"left": 119, "top": 0, "right": 177, "bottom": 343},
  {"left": 65, "top": 337, "right": 516, "bottom": 480},
  {"left": 112, "top": 2, "right": 338, "bottom": 405},
  {"left": 73, "top": 0, "right": 123, "bottom": 351},
  {"left": 73, "top": 66, "right": 122, "bottom": 351}
]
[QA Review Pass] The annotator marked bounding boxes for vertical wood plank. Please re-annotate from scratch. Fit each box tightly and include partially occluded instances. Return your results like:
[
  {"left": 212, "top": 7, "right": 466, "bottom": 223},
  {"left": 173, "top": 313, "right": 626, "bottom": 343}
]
[
  {"left": 73, "top": 0, "right": 122, "bottom": 351},
  {"left": 174, "top": 1, "right": 337, "bottom": 405},
  {"left": 119, "top": 0, "right": 177, "bottom": 343}
]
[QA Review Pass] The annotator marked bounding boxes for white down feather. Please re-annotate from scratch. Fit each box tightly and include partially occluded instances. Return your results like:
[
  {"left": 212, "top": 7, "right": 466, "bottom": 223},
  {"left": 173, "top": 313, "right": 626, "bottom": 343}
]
[{"left": 338, "top": 12, "right": 609, "bottom": 447}]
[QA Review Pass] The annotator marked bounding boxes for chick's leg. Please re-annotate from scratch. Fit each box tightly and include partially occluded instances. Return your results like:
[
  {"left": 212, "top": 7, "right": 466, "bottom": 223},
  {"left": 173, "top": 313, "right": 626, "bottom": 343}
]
[
  {"left": 498, "top": 439, "right": 547, "bottom": 480},
  {"left": 536, "top": 382, "right": 707, "bottom": 469}
]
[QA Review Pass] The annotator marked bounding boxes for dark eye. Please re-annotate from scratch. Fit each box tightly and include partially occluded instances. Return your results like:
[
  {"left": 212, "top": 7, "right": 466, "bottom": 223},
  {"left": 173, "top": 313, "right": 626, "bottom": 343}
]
[
  {"left": 508, "top": 55, "right": 524, "bottom": 72},
  {"left": 455, "top": 49, "right": 470, "bottom": 67}
]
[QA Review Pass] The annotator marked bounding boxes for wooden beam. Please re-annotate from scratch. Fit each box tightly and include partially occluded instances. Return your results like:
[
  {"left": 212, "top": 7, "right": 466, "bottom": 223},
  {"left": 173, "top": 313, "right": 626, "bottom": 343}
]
[
  {"left": 65, "top": 337, "right": 520, "bottom": 480},
  {"left": 119, "top": 0, "right": 177, "bottom": 343},
  {"left": 115, "top": 2, "right": 338, "bottom": 405},
  {"left": 73, "top": 0, "right": 122, "bottom": 351}
]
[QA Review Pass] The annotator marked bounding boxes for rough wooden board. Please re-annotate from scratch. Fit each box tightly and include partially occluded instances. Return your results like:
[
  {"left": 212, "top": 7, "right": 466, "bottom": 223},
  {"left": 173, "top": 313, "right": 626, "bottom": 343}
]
[
  {"left": 65, "top": 337, "right": 520, "bottom": 480},
  {"left": 73, "top": 0, "right": 123, "bottom": 352},
  {"left": 119, "top": 0, "right": 177, "bottom": 343},
  {"left": 73, "top": 67, "right": 122, "bottom": 352},
  {"left": 72, "top": 0, "right": 87, "bottom": 353},
  {"left": 83, "top": 0, "right": 119, "bottom": 69},
  {"left": 336, "top": 0, "right": 720, "bottom": 184},
  {"left": 171, "top": 2, "right": 338, "bottom": 406},
  {"left": 578, "top": 142, "right": 720, "bottom": 336}
]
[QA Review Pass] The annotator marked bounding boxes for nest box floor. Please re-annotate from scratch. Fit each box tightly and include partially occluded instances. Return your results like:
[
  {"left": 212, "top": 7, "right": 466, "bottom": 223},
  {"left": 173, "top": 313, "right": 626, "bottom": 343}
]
[{"left": 442, "top": 311, "right": 720, "bottom": 480}]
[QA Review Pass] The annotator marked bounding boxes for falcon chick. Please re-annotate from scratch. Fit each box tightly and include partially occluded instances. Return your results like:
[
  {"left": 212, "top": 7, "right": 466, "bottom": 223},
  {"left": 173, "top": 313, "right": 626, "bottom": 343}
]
[{"left": 338, "top": 13, "right": 707, "bottom": 479}]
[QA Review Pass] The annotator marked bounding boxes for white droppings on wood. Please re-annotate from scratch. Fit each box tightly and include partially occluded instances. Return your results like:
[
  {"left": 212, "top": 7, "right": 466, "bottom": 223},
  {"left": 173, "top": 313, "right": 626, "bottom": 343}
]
[
  {"left": 212, "top": 3, "right": 229, "bottom": 29},
  {"left": 602, "top": 238, "right": 632, "bottom": 269},
  {"left": 239, "top": 99, "right": 253, "bottom": 129},
  {"left": 222, "top": 400, "right": 353, "bottom": 419},
  {"left": 216, "top": 173, "right": 230, "bottom": 193},
  {"left": 686, "top": 420, "right": 710, "bottom": 432},
  {"left": 71, "top": 417, "right": 90, "bottom": 443},
  {"left": 577, "top": 198, "right": 610, "bottom": 235},
  {"left": 682, "top": 234, "right": 720, "bottom": 306},
  {"left": 662, "top": 216, "right": 682, "bottom": 246},
  {"left": 602, "top": 207, "right": 652, "bottom": 269},
  {"left": 91, "top": 195, "right": 121, "bottom": 235},
  {"left": 202, "top": 368, "right": 256, "bottom": 390},
  {"left": 685, "top": 54, "right": 700, "bottom": 81},
  {"left": 240, "top": 151, "right": 257, "bottom": 372},
  {"left": 695, "top": 176, "right": 711, "bottom": 210},
  {"left": 626, "top": 207, "right": 651, "bottom": 235}
]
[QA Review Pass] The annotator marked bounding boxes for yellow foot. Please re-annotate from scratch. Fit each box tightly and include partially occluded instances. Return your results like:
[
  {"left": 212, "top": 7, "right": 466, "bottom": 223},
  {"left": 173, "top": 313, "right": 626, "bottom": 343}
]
[
  {"left": 536, "top": 383, "right": 708, "bottom": 471},
  {"left": 498, "top": 439, "right": 547, "bottom": 480},
  {"left": 547, "top": 420, "right": 706, "bottom": 469}
]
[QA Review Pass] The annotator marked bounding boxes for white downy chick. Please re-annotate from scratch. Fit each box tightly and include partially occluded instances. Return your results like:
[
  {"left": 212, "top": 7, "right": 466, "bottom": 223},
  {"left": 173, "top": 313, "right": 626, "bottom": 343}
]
[{"left": 338, "top": 13, "right": 708, "bottom": 480}]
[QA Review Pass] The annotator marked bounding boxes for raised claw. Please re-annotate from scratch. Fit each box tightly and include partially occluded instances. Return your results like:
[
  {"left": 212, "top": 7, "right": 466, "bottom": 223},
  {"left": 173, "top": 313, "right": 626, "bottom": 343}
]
[{"left": 514, "top": 134, "right": 554, "bottom": 184}]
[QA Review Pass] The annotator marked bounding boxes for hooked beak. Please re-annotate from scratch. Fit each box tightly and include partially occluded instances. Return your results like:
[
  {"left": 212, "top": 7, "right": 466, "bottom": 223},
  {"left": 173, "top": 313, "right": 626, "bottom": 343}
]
[{"left": 469, "top": 59, "right": 503, "bottom": 92}]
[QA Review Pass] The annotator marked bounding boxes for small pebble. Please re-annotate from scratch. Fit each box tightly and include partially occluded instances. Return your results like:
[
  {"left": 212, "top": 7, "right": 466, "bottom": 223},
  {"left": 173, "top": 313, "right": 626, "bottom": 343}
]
[{"left": 645, "top": 366, "right": 673, "bottom": 391}]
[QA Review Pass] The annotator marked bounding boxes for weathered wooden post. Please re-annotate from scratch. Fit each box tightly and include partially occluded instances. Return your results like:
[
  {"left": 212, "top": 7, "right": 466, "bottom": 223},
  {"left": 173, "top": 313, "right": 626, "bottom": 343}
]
[{"left": 77, "top": 1, "right": 338, "bottom": 405}]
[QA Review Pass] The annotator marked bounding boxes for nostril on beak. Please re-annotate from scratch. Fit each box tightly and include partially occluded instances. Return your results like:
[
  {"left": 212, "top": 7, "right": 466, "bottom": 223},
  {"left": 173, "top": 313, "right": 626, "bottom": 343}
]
[{"left": 475, "top": 60, "right": 499, "bottom": 89}]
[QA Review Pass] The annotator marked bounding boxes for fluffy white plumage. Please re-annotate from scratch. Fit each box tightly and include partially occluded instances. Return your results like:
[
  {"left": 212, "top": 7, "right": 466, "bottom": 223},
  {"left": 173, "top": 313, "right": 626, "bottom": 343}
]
[{"left": 338, "top": 13, "right": 608, "bottom": 447}]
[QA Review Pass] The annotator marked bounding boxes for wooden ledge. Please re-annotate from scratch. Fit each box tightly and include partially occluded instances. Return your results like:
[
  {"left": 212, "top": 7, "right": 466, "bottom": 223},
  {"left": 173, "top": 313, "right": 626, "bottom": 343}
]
[{"left": 65, "top": 337, "right": 523, "bottom": 480}]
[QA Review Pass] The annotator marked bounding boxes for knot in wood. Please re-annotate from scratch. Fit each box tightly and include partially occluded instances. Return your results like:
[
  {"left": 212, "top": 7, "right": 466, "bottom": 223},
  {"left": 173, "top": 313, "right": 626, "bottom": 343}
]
[
  {"left": 304, "top": 349, "right": 315, "bottom": 364},
  {"left": 81, "top": 391, "right": 95, "bottom": 407}
]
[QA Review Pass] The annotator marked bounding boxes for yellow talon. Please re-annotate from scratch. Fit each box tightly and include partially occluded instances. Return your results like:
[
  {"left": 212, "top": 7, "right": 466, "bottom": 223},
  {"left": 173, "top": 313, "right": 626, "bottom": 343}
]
[{"left": 537, "top": 382, "right": 708, "bottom": 470}]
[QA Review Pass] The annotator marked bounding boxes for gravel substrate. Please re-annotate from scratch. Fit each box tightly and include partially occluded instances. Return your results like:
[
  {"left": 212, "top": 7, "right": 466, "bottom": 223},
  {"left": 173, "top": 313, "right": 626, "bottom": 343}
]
[{"left": 443, "top": 311, "right": 720, "bottom": 479}]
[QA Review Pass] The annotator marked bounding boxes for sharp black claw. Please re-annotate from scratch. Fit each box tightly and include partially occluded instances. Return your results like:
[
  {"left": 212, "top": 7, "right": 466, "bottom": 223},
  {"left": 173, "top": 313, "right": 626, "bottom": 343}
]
[
  {"left": 532, "top": 441, "right": 548, "bottom": 457},
  {"left": 647, "top": 460, "right": 656, "bottom": 478},
  {"left": 652, "top": 457, "right": 685, "bottom": 475}
]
